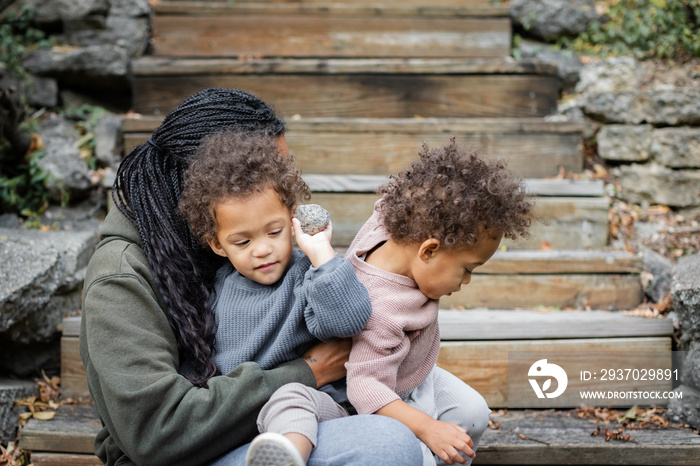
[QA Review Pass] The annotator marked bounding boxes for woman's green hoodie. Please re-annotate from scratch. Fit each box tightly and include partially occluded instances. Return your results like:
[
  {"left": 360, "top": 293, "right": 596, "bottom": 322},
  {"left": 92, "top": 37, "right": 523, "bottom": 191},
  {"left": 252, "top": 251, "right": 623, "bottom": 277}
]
[{"left": 79, "top": 208, "right": 315, "bottom": 466}]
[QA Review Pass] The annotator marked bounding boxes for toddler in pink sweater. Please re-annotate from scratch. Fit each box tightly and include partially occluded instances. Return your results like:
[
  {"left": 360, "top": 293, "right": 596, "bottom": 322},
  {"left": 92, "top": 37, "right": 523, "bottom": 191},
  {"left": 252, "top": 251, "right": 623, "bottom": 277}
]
[{"left": 252, "top": 139, "right": 534, "bottom": 466}]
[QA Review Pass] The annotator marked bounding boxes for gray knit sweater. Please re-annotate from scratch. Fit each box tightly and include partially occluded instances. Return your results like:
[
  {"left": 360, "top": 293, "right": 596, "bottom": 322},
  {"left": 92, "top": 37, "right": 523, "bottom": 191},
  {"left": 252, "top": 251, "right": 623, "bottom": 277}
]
[{"left": 213, "top": 249, "right": 372, "bottom": 374}]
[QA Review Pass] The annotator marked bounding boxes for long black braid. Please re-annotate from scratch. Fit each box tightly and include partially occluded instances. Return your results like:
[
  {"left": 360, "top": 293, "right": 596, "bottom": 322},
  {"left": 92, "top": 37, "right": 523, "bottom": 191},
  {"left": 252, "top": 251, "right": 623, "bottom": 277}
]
[{"left": 113, "top": 88, "right": 285, "bottom": 386}]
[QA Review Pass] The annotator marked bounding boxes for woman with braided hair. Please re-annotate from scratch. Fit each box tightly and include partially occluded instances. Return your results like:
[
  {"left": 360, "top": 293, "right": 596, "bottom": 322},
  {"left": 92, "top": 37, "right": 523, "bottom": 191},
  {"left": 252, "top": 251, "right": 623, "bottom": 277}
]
[{"left": 79, "top": 88, "right": 422, "bottom": 466}]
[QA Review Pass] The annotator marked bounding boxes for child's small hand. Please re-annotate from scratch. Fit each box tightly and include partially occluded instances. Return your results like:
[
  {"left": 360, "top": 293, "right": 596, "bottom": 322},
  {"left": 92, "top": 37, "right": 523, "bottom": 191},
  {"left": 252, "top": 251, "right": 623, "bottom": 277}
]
[
  {"left": 420, "top": 419, "right": 475, "bottom": 465},
  {"left": 292, "top": 217, "right": 335, "bottom": 268}
]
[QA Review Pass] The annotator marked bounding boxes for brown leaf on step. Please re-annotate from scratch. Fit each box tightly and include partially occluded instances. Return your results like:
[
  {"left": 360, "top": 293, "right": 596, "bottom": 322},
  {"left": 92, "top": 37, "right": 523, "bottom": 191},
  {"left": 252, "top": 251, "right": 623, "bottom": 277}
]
[
  {"left": 555, "top": 166, "right": 566, "bottom": 180},
  {"left": 33, "top": 411, "right": 56, "bottom": 421},
  {"left": 488, "top": 419, "right": 501, "bottom": 430},
  {"left": 539, "top": 241, "right": 553, "bottom": 251}
]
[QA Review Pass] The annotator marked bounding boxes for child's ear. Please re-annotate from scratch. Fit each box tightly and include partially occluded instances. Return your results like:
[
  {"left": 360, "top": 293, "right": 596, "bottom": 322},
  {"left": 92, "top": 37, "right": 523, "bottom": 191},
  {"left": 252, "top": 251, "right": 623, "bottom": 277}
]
[
  {"left": 207, "top": 236, "right": 228, "bottom": 258},
  {"left": 418, "top": 239, "right": 441, "bottom": 263}
]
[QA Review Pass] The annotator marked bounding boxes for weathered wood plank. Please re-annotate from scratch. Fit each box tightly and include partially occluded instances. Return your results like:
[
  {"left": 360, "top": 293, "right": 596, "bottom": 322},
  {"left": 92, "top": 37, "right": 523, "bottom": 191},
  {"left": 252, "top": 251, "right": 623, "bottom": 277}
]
[
  {"left": 122, "top": 116, "right": 583, "bottom": 179},
  {"left": 443, "top": 273, "right": 643, "bottom": 310},
  {"left": 30, "top": 453, "right": 102, "bottom": 466},
  {"left": 437, "top": 337, "right": 671, "bottom": 408},
  {"left": 121, "top": 116, "right": 584, "bottom": 134},
  {"left": 124, "top": 131, "right": 583, "bottom": 178},
  {"left": 477, "top": 250, "right": 643, "bottom": 274},
  {"left": 153, "top": 14, "right": 510, "bottom": 59},
  {"left": 132, "top": 73, "right": 560, "bottom": 118},
  {"left": 475, "top": 410, "right": 700, "bottom": 465},
  {"left": 302, "top": 175, "right": 603, "bottom": 197},
  {"left": 438, "top": 309, "right": 672, "bottom": 340},
  {"left": 62, "top": 316, "right": 80, "bottom": 337},
  {"left": 60, "top": 337, "right": 90, "bottom": 400},
  {"left": 310, "top": 193, "right": 609, "bottom": 249},
  {"left": 164, "top": 0, "right": 504, "bottom": 6},
  {"left": 156, "top": 2, "right": 512, "bottom": 17},
  {"left": 19, "top": 404, "right": 100, "bottom": 454},
  {"left": 132, "top": 57, "right": 558, "bottom": 76}
]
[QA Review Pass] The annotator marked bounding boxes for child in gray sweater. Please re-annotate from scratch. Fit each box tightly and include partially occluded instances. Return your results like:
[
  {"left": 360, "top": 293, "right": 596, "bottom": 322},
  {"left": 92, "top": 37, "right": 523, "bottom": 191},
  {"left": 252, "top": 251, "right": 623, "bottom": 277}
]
[{"left": 179, "top": 129, "right": 373, "bottom": 464}]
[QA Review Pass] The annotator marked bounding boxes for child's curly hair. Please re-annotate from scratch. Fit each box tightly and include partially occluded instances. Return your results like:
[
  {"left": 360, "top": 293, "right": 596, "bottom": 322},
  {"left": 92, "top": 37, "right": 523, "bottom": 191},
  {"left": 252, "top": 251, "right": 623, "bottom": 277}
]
[
  {"left": 378, "top": 138, "right": 533, "bottom": 248},
  {"left": 179, "top": 129, "right": 310, "bottom": 246}
]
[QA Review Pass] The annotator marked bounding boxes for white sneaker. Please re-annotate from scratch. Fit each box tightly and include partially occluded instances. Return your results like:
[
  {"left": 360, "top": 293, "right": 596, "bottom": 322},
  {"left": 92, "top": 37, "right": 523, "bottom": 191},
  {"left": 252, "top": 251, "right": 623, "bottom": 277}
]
[{"left": 245, "top": 432, "right": 306, "bottom": 466}]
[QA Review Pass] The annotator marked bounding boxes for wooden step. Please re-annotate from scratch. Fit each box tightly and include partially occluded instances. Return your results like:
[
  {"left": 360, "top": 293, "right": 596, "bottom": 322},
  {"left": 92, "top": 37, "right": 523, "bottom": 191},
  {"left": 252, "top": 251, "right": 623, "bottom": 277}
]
[
  {"left": 162, "top": 0, "right": 509, "bottom": 9},
  {"left": 122, "top": 117, "right": 584, "bottom": 179},
  {"left": 131, "top": 58, "right": 560, "bottom": 117},
  {"left": 23, "top": 405, "right": 700, "bottom": 466},
  {"left": 439, "top": 336, "right": 672, "bottom": 409},
  {"left": 308, "top": 191, "right": 610, "bottom": 249},
  {"left": 62, "top": 299, "right": 662, "bottom": 406},
  {"left": 102, "top": 167, "right": 620, "bottom": 250},
  {"left": 151, "top": 2, "right": 511, "bottom": 59},
  {"left": 438, "top": 309, "right": 671, "bottom": 340},
  {"left": 475, "top": 409, "right": 700, "bottom": 465}
]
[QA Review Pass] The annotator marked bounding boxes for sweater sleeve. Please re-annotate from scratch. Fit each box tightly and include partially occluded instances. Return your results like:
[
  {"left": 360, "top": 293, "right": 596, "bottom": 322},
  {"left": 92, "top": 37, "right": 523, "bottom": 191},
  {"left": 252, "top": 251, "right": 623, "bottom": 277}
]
[
  {"left": 81, "top": 271, "right": 316, "bottom": 466},
  {"left": 302, "top": 253, "right": 372, "bottom": 341},
  {"left": 346, "top": 316, "right": 411, "bottom": 415}
]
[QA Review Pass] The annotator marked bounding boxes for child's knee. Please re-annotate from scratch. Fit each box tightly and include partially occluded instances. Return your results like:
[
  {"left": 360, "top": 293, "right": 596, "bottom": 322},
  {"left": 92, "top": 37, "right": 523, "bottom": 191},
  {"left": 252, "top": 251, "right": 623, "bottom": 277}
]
[
  {"left": 268, "top": 382, "right": 311, "bottom": 403},
  {"left": 469, "top": 394, "right": 491, "bottom": 436}
]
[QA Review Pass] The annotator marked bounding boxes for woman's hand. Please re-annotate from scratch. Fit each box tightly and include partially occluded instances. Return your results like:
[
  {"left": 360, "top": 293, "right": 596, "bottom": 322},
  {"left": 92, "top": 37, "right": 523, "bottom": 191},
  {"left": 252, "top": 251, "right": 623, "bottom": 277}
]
[{"left": 302, "top": 338, "right": 352, "bottom": 388}]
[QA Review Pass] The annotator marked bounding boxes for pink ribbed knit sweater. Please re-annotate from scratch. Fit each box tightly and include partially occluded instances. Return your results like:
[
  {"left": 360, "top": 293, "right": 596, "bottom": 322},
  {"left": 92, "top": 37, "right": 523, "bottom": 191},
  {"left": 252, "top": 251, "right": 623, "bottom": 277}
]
[{"left": 345, "top": 207, "right": 441, "bottom": 415}]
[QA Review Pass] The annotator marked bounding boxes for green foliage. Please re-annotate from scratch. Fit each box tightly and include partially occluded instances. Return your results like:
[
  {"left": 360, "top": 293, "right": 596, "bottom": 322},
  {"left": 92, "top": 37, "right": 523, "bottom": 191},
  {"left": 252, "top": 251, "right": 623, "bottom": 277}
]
[
  {"left": 60, "top": 104, "right": 109, "bottom": 171},
  {"left": 558, "top": 0, "right": 700, "bottom": 61},
  {"left": 0, "top": 4, "right": 53, "bottom": 76},
  {"left": 0, "top": 148, "right": 51, "bottom": 216}
]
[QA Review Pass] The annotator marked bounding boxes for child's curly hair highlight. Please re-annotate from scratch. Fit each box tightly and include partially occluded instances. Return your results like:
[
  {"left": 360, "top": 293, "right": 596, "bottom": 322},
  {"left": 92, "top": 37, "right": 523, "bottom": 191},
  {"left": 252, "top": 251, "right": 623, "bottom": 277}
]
[
  {"left": 179, "top": 129, "right": 310, "bottom": 246},
  {"left": 378, "top": 138, "right": 534, "bottom": 248}
]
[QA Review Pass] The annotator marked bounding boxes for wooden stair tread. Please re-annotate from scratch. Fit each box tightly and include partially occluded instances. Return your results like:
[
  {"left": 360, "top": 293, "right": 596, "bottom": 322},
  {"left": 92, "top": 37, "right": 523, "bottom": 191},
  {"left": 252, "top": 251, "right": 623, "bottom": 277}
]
[
  {"left": 155, "top": 1, "right": 512, "bottom": 17},
  {"left": 162, "top": 0, "right": 504, "bottom": 7},
  {"left": 121, "top": 116, "right": 584, "bottom": 134},
  {"left": 132, "top": 57, "right": 558, "bottom": 76},
  {"left": 64, "top": 304, "right": 663, "bottom": 341},
  {"left": 476, "top": 409, "right": 700, "bottom": 465},
  {"left": 439, "top": 309, "right": 672, "bottom": 340},
  {"left": 19, "top": 404, "right": 100, "bottom": 455},
  {"left": 307, "top": 192, "right": 610, "bottom": 250},
  {"left": 151, "top": 4, "right": 511, "bottom": 59},
  {"left": 23, "top": 402, "right": 699, "bottom": 465},
  {"left": 122, "top": 116, "right": 584, "bottom": 179},
  {"left": 300, "top": 175, "right": 605, "bottom": 196},
  {"left": 131, "top": 57, "right": 560, "bottom": 117}
]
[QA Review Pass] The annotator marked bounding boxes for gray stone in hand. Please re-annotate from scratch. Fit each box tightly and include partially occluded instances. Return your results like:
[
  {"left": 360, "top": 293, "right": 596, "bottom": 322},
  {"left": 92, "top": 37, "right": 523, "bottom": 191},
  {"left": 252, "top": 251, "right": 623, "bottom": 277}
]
[{"left": 294, "top": 204, "right": 331, "bottom": 236}]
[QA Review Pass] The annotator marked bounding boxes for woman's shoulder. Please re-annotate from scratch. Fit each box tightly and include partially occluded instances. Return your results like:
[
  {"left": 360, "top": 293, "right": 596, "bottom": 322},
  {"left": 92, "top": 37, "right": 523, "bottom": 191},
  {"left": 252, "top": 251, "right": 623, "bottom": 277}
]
[{"left": 84, "top": 209, "right": 154, "bottom": 291}]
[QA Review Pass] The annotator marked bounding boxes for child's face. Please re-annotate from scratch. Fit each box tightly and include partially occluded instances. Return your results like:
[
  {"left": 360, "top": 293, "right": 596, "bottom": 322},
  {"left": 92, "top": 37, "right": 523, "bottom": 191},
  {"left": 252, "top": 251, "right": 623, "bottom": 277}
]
[
  {"left": 411, "top": 232, "right": 501, "bottom": 300},
  {"left": 208, "top": 187, "right": 294, "bottom": 285}
]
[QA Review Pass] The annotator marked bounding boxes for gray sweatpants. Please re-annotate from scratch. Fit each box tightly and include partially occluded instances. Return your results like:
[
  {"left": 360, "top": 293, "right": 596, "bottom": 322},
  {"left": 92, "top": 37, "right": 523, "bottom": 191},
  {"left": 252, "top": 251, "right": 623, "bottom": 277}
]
[{"left": 257, "top": 366, "right": 491, "bottom": 466}]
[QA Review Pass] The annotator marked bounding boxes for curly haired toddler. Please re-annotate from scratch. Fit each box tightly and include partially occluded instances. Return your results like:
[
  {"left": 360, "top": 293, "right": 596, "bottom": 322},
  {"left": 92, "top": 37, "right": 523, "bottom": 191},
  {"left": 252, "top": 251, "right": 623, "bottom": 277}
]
[
  {"left": 179, "top": 129, "right": 373, "bottom": 466},
  {"left": 256, "top": 139, "right": 534, "bottom": 466}
]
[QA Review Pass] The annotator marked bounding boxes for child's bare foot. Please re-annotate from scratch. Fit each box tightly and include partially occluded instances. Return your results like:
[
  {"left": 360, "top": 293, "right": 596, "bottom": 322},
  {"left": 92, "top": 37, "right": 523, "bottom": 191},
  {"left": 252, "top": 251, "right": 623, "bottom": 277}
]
[{"left": 246, "top": 432, "right": 306, "bottom": 466}]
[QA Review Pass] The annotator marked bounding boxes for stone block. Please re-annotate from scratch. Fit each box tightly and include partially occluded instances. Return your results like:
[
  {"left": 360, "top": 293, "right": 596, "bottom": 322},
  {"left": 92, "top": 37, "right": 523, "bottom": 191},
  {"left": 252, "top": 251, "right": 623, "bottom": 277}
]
[
  {"left": 582, "top": 89, "right": 700, "bottom": 125},
  {"left": 617, "top": 163, "right": 700, "bottom": 208},
  {"left": 651, "top": 127, "right": 700, "bottom": 169},
  {"left": 35, "top": 116, "right": 93, "bottom": 203},
  {"left": 511, "top": 0, "right": 599, "bottom": 41},
  {"left": 639, "top": 245, "right": 673, "bottom": 303},
  {"left": 597, "top": 124, "right": 652, "bottom": 162},
  {"left": 575, "top": 57, "right": 645, "bottom": 94},
  {"left": 671, "top": 254, "right": 700, "bottom": 346}
]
